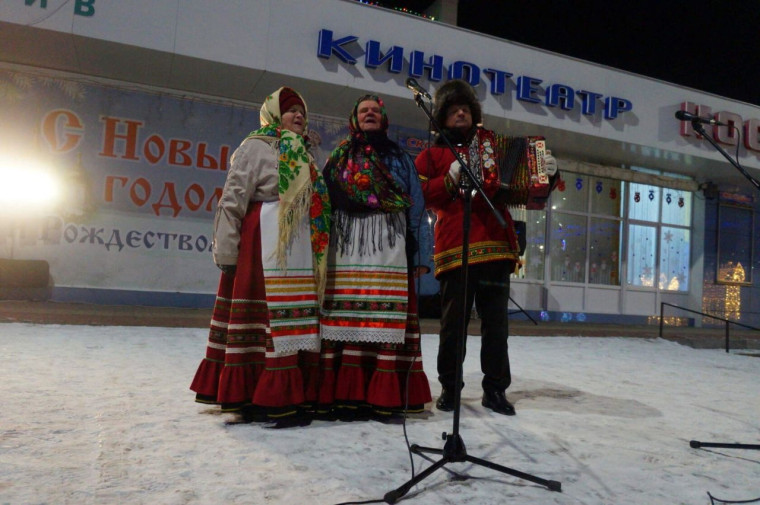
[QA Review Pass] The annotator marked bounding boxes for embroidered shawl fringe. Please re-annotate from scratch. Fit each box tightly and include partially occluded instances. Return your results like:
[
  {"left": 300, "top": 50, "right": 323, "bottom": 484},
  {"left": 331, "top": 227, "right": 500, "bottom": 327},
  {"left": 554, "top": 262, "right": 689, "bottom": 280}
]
[{"left": 332, "top": 209, "right": 405, "bottom": 257}]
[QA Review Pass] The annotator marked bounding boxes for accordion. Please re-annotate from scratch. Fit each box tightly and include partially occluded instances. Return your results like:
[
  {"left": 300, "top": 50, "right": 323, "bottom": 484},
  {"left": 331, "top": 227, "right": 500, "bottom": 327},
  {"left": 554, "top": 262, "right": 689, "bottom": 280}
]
[{"left": 492, "top": 135, "right": 551, "bottom": 209}]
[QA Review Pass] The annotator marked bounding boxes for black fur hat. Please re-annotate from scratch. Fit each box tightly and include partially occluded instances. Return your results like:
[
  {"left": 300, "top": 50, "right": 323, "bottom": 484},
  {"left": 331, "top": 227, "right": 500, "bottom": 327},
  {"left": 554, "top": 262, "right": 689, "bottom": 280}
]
[{"left": 432, "top": 79, "right": 482, "bottom": 131}]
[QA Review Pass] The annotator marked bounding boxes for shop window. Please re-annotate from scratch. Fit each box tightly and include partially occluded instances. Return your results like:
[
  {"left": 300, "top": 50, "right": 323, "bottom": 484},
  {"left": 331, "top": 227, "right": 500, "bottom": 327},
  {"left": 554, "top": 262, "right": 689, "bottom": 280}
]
[
  {"left": 626, "top": 177, "right": 692, "bottom": 293},
  {"left": 543, "top": 169, "right": 692, "bottom": 293},
  {"left": 627, "top": 224, "right": 657, "bottom": 287},
  {"left": 659, "top": 226, "right": 690, "bottom": 291},
  {"left": 550, "top": 212, "right": 587, "bottom": 282},
  {"left": 589, "top": 217, "right": 621, "bottom": 285},
  {"left": 717, "top": 203, "right": 753, "bottom": 286},
  {"left": 661, "top": 190, "right": 692, "bottom": 226},
  {"left": 628, "top": 182, "right": 660, "bottom": 222},
  {"left": 517, "top": 209, "right": 546, "bottom": 280},
  {"left": 590, "top": 177, "right": 623, "bottom": 217},
  {"left": 551, "top": 174, "right": 589, "bottom": 212}
]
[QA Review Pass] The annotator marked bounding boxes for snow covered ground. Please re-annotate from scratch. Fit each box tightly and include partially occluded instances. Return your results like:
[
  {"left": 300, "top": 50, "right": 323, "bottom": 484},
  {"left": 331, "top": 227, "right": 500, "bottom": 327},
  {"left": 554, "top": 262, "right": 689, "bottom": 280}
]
[{"left": 1, "top": 323, "right": 758, "bottom": 505}]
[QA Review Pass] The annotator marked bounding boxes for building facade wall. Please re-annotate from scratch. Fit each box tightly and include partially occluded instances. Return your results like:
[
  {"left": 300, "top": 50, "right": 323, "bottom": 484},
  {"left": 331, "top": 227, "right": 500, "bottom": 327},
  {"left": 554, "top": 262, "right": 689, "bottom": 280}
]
[{"left": 1, "top": 0, "right": 758, "bottom": 326}]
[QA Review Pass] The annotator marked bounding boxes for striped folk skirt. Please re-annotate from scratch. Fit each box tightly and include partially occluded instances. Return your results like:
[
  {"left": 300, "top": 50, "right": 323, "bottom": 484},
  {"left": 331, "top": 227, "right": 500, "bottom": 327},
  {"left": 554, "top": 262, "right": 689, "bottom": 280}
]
[{"left": 190, "top": 204, "right": 431, "bottom": 422}]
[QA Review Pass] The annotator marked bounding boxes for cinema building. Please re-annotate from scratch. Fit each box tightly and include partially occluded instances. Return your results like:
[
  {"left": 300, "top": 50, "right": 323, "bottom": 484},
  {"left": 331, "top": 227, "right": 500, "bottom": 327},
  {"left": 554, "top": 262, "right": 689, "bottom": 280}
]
[{"left": 2, "top": 0, "right": 759, "bottom": 327}]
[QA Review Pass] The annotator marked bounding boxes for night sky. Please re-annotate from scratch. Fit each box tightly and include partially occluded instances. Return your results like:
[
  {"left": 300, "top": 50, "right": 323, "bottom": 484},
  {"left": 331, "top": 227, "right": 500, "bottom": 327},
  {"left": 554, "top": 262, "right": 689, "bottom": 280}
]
[{"left": 388, "top": 0, "right": 759, "bottom": 106}]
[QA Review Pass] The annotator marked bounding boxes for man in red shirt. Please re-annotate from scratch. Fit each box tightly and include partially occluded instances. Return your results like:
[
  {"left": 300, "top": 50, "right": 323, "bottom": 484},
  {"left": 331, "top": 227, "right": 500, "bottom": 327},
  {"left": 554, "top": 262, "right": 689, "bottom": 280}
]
[{"left": 415, "top": 79, "right": 557, "bottom": 416}]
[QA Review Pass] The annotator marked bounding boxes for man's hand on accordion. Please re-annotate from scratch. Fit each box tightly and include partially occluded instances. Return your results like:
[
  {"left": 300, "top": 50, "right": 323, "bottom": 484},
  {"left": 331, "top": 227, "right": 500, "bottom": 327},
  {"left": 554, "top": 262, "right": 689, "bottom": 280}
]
[{"left": 544, "top": 150, "right": 558, "bottom": 176}]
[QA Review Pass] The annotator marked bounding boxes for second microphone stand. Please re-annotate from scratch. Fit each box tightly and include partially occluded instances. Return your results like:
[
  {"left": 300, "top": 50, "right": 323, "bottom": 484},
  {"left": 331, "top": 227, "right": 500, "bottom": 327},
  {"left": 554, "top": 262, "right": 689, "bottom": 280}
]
[
  {"left": 687, "top": 120, "right": 760, "bottom": 452},
  {"left": 383, "top": 93, "right": 561, "bottom": 503}
]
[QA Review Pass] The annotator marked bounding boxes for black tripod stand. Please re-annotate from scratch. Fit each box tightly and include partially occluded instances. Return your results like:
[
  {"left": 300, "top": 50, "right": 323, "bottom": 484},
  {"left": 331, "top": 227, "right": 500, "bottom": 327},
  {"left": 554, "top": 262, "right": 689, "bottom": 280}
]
[
  {"left": 384, "top": 90, "right": 561, "bottom": 504},
  {"left": 686, "top": 118, "right": 760, "bottom": 452},
  {"left": 508, "top": 295, "right": 539, "bottom": 325}
]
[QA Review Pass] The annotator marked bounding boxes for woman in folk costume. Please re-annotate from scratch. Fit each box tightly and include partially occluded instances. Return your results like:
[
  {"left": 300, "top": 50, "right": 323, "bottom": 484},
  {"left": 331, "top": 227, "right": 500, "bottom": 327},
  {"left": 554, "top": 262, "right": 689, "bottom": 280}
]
[
  {"left": 190, "top": 87, "right": 332, "bottom": 426},
  {"left": 320, "top": 95, "right": 432, "bottom": 419}
]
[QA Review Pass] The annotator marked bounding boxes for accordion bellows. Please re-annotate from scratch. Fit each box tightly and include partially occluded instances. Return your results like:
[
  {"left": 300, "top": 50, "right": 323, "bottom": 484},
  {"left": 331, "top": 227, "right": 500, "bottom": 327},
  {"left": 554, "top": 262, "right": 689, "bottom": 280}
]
[{"left": 493, "top": 135, "right": 550, "bottom": 209}]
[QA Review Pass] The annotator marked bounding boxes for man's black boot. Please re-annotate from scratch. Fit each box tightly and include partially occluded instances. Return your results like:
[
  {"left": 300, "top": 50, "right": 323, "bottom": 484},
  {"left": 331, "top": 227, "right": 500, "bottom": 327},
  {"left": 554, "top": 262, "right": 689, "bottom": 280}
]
[
  {"left": 435, "top": 388, "right": 455, "bottom": 412},
  {"left": 482, "top": 390, "right": 516, "bottom": 415}
]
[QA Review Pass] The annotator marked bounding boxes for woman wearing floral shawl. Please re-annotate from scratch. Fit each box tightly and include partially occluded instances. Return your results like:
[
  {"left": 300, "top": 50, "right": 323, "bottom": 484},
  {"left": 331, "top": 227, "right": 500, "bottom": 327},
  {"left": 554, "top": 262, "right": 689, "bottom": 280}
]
[
  {"left": 320, "top": 95, "right": 432, "bottom": 419},
  {"left": 190, "top": 87, "right": 333, "bottom": 425}
]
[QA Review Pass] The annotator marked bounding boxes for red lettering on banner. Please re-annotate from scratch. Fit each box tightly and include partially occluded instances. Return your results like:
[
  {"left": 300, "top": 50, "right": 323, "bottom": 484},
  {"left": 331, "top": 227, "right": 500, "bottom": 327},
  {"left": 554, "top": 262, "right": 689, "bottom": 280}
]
[
  {"left": 206, "top": 187, "right": 223, "bottom": 211},
  {"left": 169, "top": 140, "right": 193, "bottom": 167},
  {"left": 104, "top": 176, "right": 129, "bottom": 202},
  {"left": 197, "top": 143, "right": 218, "bottom": 170},
  {"left": 103, "top": 174, "right": 224, "bottom": 217},
  {"left": 143, "top": 134, "right": 166, "bottom": 164},
  {"left": 197, "top": 144, "right": 230, "bottom": 171},
  {"left": 130, "top": 177, "right": 151, "bottom": 206},
  {"left": 42, "top": 109, "right": 84, "bottom": 152},
  {"left": 184, "top": 183, "right": 205, "bottom": 211},
  {"left": 100, "top": 116, "right": 143, "bottom": 160},
  {"left": 219, "top": 145, "right": 229, "bottom": 171},
  {"left": 96, "top": 115, "right": 231, "bottom": 168},
  {"left": 152, "top": 183, "right": 183, "bottom": 217}
]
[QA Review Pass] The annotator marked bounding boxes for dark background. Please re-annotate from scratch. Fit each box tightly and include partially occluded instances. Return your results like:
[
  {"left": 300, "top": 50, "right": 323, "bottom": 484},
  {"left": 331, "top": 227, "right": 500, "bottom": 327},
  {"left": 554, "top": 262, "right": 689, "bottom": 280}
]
[{"left": 384, "top": 0, "right": 759, "bottom": 106}]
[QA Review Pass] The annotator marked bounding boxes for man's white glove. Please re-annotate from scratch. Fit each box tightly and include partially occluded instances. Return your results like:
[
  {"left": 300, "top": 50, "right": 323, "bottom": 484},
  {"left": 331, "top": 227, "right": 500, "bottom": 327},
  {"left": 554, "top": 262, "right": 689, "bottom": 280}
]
[
  {"left": 448, "top": 160, "right": 462, "bottom": 184},
  {"left": 544, "top": 150, "right": 558, "bottom": 176}
]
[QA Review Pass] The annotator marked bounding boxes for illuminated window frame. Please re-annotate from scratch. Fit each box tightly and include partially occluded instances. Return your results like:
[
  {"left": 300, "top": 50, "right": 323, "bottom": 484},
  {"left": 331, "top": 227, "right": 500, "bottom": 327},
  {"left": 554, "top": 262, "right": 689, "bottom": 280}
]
[{"left": 716, "top": 202, "right": 754, "bottom": 286}]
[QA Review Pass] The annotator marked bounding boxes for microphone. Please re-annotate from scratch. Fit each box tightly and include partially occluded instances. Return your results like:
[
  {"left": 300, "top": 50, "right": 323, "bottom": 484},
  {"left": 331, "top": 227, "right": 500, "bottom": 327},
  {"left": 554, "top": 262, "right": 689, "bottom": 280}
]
[
  {"left": 675, "top": 110, "right": 726, "bottom": 126},
  {"left": 405, "top": 77, "right": 431, "bottom": 100}
]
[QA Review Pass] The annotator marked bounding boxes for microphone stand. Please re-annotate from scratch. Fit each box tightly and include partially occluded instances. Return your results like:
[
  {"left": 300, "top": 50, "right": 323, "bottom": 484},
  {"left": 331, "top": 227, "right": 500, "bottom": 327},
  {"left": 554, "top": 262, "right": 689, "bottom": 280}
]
[
  {"left": 383, "top": 93, "right": 561, "bottom": 504},
  {"left": 691, "top": 121, "right": 760, "bottom": 192},
  {"left": 688, "top": 120, "right": 760, "bottom": 451}
]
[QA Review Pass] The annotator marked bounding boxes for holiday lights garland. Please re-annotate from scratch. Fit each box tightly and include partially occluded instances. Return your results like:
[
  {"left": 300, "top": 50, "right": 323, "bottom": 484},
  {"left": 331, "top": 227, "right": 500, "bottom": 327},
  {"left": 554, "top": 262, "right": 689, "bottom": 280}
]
[{"left": 351, "top": 0, "right": 437, "bottom": 21}]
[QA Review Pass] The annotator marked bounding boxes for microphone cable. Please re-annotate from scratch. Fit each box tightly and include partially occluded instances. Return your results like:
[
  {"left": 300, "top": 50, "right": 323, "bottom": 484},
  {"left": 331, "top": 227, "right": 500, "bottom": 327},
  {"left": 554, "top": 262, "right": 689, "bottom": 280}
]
[
  {"left": 332, "top": 135, "right": 431, "bottom": 505},
  {"left": 732, "top": 125, "right": 743, "bottom": 170},
  {"left": 335, "top": 114, "right": 468, "bottom": 505}
]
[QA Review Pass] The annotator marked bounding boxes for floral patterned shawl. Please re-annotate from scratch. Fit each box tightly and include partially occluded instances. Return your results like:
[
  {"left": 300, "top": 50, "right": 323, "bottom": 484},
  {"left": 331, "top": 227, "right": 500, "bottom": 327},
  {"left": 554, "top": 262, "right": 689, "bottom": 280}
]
[
  {"left": 246, "top": 87, "right": 331, "bottom": 298},
  {"left": 322, "top": 95, "right": 411, "bottom": 213}
]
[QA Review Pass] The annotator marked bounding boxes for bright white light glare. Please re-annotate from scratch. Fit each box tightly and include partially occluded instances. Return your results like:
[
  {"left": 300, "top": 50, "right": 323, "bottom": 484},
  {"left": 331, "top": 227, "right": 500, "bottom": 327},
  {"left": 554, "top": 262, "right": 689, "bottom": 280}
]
[{"left": 0, "top": 156, "right": 61, "bottom": 208}]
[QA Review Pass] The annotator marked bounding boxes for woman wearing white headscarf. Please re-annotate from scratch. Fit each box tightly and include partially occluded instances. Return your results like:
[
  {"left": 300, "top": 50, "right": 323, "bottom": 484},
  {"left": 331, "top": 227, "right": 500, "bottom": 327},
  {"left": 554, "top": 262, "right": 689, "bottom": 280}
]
[{"left": 191, "top": 87, "right": 332, "bottom": 425}]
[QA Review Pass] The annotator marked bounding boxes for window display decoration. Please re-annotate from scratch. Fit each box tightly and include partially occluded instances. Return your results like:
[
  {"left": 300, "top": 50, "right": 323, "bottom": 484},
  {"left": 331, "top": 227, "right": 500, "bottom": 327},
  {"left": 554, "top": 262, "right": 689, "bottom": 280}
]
[{"left": 717, "top": 202, "right": 753, "bottom": 286}]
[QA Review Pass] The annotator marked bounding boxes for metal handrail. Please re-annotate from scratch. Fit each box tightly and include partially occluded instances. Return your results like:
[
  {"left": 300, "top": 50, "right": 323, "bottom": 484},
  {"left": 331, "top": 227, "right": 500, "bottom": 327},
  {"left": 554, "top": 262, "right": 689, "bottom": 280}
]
[{"left": 659, "top": 302, "right": 760, "bottom": 353}]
